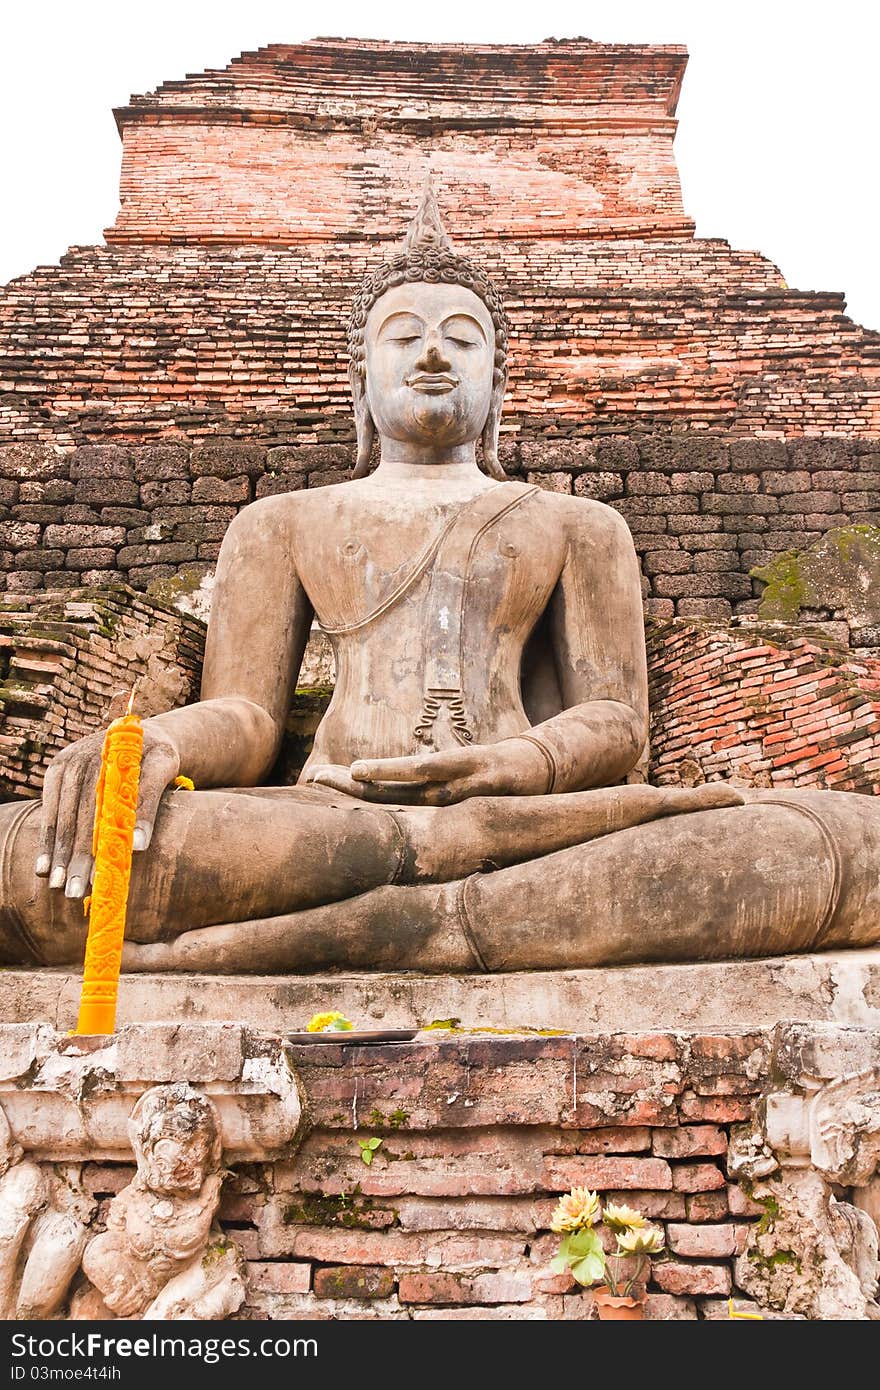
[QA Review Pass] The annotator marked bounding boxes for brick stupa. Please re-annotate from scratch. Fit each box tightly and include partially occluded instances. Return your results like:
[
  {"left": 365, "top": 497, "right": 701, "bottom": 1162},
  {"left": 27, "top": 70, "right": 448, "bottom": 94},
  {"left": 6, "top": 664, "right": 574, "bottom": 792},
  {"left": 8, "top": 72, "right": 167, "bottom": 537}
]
[{"left": 4, "top": 39, "right": 880, "bottom": 447}]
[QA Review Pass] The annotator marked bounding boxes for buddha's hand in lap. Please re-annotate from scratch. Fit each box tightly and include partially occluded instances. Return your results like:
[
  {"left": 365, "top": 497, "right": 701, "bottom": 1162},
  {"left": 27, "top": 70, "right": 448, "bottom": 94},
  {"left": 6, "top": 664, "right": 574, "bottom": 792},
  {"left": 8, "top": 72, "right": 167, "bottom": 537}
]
[
  {"left": 307, "top": 739, "right": 552, "bottom": 805},
  {"left": 35, "top": 724, "right": 181, "bottom": 899}
]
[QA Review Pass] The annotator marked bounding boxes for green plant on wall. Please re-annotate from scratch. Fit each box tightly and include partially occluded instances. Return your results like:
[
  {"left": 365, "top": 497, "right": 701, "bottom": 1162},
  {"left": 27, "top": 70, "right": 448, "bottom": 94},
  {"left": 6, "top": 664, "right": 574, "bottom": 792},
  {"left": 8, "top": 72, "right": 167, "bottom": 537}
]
[{"left": 358, "top": 1137, "right": 383, "bottom": 1166}]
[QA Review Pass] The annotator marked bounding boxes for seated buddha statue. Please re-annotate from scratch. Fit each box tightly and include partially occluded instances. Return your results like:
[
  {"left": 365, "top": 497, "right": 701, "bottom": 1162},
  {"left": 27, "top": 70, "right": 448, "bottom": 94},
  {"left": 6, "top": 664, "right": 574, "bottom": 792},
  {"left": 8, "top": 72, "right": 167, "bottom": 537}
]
[{"left": 1, "top": 187, "right": 878, "bottom": 975}]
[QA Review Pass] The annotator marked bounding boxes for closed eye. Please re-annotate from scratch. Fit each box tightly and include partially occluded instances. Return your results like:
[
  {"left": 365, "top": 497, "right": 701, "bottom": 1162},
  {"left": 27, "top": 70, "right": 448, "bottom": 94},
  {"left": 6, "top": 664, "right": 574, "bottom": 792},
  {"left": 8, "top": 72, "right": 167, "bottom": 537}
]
[{"left": 448, "top": 337, "right": 479, "bottom": 349}]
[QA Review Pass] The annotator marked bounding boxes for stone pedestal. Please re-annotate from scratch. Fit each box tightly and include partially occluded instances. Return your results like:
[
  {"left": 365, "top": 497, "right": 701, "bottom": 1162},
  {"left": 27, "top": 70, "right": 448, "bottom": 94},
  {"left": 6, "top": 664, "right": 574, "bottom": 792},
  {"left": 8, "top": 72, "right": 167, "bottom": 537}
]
[
  {"left": 2, "top": 950, "right": 879, "bottom": 1034},
  {"left": 0, "top": 991, "right": 877, "bottom": 1319}
]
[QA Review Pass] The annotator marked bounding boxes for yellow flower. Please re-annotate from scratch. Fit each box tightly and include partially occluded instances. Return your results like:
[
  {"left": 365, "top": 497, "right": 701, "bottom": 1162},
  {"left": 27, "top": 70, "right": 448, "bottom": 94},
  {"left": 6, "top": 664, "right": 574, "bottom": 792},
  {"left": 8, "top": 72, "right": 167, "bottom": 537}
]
[
  {"left": 603, "top": 1202, "right": 648, "bottom": 1231},
  {"left": 173, "top": 776, "right": 195, "bottom": 791},
  {"left": 616, "top": 1225, "right": 664, "bottom": 1255},
  {"left": 550, "top": 1188, "right": 601, "bottom": 1233},
  {"left": 306, "top": 1011, "right": 353, "bottom": 1033}
]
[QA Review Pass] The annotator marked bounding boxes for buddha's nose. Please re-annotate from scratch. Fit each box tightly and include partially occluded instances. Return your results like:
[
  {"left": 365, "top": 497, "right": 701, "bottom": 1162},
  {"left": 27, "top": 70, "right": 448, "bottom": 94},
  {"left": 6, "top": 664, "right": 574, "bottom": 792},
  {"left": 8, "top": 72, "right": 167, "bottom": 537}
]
[{"left": 415, "top": 338, "right": 451, "bottom": 373}]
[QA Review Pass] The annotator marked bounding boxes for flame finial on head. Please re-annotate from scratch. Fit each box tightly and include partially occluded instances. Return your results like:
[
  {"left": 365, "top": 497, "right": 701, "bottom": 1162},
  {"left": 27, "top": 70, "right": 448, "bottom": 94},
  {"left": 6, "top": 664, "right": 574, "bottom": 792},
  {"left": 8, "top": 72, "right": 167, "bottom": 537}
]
[{"left": 403, "top": 176, "right": 455, "bottom": 255}]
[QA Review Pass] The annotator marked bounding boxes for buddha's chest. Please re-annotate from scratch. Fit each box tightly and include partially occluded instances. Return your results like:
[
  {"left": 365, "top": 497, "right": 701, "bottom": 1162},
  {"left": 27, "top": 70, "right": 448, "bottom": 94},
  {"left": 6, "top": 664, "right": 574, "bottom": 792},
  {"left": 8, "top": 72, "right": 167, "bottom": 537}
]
[{"left": 295, "top": 492, "right": 566, "bottom": 641}]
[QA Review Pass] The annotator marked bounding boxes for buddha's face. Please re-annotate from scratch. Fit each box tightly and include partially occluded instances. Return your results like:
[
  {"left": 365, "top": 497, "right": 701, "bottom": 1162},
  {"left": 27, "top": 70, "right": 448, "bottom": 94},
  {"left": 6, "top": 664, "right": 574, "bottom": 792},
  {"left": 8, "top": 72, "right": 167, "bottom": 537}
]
[{"left": 364, "top": 282, "right": 495, "bottom": 450}]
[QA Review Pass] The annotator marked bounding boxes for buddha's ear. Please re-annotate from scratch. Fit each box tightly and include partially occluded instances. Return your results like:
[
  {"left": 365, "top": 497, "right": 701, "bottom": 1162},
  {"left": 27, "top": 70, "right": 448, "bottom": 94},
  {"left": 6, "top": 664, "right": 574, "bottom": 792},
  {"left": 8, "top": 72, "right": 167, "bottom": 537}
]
[
  {"left": 480, "top": 369, "right": 507, "bottom": 481},
  {"left": 349, "top": 364, "right": 376, "bottom": 479}
]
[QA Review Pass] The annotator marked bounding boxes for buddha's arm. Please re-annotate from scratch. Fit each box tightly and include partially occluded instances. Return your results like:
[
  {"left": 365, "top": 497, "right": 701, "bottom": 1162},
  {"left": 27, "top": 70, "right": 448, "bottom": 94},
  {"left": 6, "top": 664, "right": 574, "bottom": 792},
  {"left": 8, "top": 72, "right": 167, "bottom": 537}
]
[
  {"left": 520, "top": 499, "right": 649, "bottom": 791},
  {"left": 150, "top": 499, "right": 312, "bottom": 789},
  {"left": 37, "top": 499, "right": 312, "bottom": 891}
]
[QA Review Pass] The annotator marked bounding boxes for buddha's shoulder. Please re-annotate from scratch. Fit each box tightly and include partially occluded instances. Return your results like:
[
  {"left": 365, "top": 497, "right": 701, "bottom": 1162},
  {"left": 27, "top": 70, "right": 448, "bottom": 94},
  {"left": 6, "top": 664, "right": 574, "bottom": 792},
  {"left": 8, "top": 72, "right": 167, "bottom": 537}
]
[
  {"left": 221, "top": 486, "right": 328, "bottom": 533},
  {"left": 525, "top": 485, "right": 631, "bottom": 541}
]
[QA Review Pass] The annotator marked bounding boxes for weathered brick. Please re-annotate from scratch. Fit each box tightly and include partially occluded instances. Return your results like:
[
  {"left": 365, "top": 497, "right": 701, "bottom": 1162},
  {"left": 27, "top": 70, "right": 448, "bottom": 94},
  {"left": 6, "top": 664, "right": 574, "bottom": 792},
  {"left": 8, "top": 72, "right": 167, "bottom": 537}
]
[
  {"left": 653, "top": 1261, "right": 731, "bottom": 1296},
  {"left": 66, "top": 548, "right": 118, "bottom": 570},
  {"left": 543, "top": 1157, "right": 673, "bottom": 1192},
  {"left": 247, "top": 1261, "right": 311, "bottom": 1294},
  {"left": 15, "top": 548, "right": 65, "bottom": 571},
  {"left": 574, "top": 472, "right": 624, "bottom": 501},
  {"left": 568, "top": 1127, "right": 652, "bottom": 1155},
  {"left": 75, "top": 478, "right": 140, "bottom": 506},
  {"left": 132, "top": 446, "right": 191, "bottom": 482},
  {"left": 192, "top": 475, "right": 251, "bottom": 504},
  {"left": 12, "top": 504, "right": 62, "bottom": 525},
  {"left": 0, "top": 446, "right": 65, "bottom": 481},
  {"left": 255, "top": 472, "right": 307, "bottom": 498},
  {"left": 679, "top": 1094, "right": 754, "bottom": 1124},
  {"left": 190, "top": 443, "right": 266, "bottom": 479},
  {"left": 395, "top": 1197, "right": 549, "bottom": 1233},
  {"left": 140, "top": 480, "right": 192, "bottom": 507},
  {"left": 313, "top": 1265, "right": 394, "bottom": 1299},
  {"left": 44, "top": 524, "right": 124, "bottom": 548},
  {"left": 671, "top": 1163, "right": 726, "bottom": 1194},
  {"left": 666, "top": 1222, "right": 737, "bottom": 1257},
  {"left": 644, "top": 1293, "right": 698, "bottom": 1319},
  {"left": 260, "top": 1214, "right": 526, "bottom": 1270},
  {"left": 117, "top": 542, "right": 197, "bottom": 566},
  {"left": 69, "top": 446, "right": 132, "bottom": 479},
  {"left": 652, "top": 1126, "right": 726, "bottom": 1159},
  {"left": 0, "top": 521, "right": 41, "bottom": 547},
  {"left": 526, "top": 471, "right": 572, "bottom": 494},
  {"left": 398, "top": 1270, "right": 532, "bottom": 1305},
  {"left": 686, "top": 1192, "right": 730, "bottom": 1222}
]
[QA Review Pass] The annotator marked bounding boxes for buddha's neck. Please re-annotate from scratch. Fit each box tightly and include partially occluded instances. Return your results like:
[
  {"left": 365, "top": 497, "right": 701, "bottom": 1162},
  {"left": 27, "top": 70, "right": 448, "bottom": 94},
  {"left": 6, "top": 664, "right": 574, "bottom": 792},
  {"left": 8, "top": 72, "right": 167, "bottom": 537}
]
[{"left": 367, "top": 441, "right": 495, "bottom": 494}]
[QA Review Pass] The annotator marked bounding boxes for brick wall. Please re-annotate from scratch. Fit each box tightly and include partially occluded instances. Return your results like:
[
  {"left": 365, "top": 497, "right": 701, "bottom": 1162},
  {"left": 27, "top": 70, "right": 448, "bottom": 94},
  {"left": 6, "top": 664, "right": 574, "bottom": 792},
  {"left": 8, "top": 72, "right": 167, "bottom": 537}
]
[
  {"left": 0, "top": 588, "right": 203, "bottom": 799},
  {"left": 79, "top": 1031, "right": 787, "bottom": 1320},
  {"left": 110, "top": 39, "right": 690, "bottom": 247},
  {"left": 2, "top": 243, "right": 877, "bottom": 446},
  {"left": 1, "top": 439, "right": 877, "bottom": 629},
  {"left": 648, "top": 620, "right": 880, "bottom": 793},
  {"left": 2, "top": 37, "right": 878, "bottom": 605},
  {"left": 4, "top": 587, "right": 877, "bottom": 801}
]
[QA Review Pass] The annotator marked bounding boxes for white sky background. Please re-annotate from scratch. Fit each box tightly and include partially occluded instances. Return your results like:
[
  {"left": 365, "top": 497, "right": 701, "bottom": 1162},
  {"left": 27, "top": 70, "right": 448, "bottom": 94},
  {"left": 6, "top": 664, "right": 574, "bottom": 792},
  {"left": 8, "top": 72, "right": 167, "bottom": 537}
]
[{"left": 1, "top": 0, "right": 878, "bottom": 330}]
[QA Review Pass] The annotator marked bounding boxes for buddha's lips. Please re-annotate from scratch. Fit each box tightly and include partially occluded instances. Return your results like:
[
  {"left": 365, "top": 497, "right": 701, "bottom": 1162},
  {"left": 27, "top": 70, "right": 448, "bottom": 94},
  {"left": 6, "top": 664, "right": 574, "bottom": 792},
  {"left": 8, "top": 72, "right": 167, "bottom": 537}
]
[{"left": 407, "top": 374, "right": 457, "bottom": 393}]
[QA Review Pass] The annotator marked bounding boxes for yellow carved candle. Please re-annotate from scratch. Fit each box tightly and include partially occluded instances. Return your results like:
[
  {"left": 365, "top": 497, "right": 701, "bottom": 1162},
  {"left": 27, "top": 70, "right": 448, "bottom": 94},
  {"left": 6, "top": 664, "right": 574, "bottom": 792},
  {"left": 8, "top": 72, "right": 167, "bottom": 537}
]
[{"left": 76, "top": 696, "right": 143, "bottom": 1035}]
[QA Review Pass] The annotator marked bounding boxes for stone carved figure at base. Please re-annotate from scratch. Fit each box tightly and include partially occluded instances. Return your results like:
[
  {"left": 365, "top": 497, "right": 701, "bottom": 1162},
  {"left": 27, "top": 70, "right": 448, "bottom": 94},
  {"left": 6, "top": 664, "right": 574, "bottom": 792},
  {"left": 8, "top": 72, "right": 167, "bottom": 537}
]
[
  {"left": 72, "top": 1085, "right": 244, "bottom": 1321},
  {"left": 732, "top": 1040, "right": 880, "bottom": 1320},
  {"left": 736, "top": 1170, "right": 879, "bottom": 1321},
  {"left": 1, "top": 184, "right": 879, "bottom": 974},
  {"left": 0, "top": 1103, "right": 90, "bottom": 1319}
]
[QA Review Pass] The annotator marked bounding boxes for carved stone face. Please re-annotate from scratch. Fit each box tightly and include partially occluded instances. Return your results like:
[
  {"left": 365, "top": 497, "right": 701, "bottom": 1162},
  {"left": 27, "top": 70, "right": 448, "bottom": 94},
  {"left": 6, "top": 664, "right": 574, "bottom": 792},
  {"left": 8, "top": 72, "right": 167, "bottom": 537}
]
[
  {"left": 364, "top": 282, "right": 495, "bottom": 451},
  {"left": 141, "top": 1132, "right": 212, "bottom": 1195}
]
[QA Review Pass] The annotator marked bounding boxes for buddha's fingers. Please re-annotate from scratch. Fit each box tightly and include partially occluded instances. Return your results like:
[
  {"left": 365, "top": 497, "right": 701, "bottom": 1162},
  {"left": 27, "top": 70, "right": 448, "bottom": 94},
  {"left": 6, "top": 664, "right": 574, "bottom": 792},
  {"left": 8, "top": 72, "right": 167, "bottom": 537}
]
[
  {"left": 64, "top": 762, "right": 101, "bottom": 899},
  {"left": 133, "top": 738, "right": 181, "bottom": 851},
  {"left": 48, "top": 759, "right": 86, "bottom": 891},
  {"left": 308, "top": 764, "right": 431, "bottom": 802},
  {"left": 306, "top": 765, "right": 367, "bottom": 797},
  {"left": 351, "top": 750, "right": 475, "bottom": 784},
  {"left": 35, "top": 760, "right": 64, "bottom": 877},
  {"left": 657, "top": 784, "right": 745, "bottom": 815}
]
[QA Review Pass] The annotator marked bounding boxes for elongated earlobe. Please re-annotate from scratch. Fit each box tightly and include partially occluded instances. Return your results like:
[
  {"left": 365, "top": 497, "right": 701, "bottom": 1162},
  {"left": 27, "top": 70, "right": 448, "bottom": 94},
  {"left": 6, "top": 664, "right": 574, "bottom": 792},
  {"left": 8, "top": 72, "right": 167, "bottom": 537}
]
[
  {"left": 349, "top": 365, "right": 376, "bottom": 479},
  {"left": 480, "top": 377, "right": 507, "bottom": 481}
]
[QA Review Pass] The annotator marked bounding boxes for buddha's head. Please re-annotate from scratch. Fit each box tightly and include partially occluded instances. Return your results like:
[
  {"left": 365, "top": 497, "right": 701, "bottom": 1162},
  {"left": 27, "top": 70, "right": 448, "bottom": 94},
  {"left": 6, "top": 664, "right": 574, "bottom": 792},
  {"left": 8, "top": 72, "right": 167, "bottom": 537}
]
[{"left": 348, "top": 181, "right": 509, "bottom": 478}]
